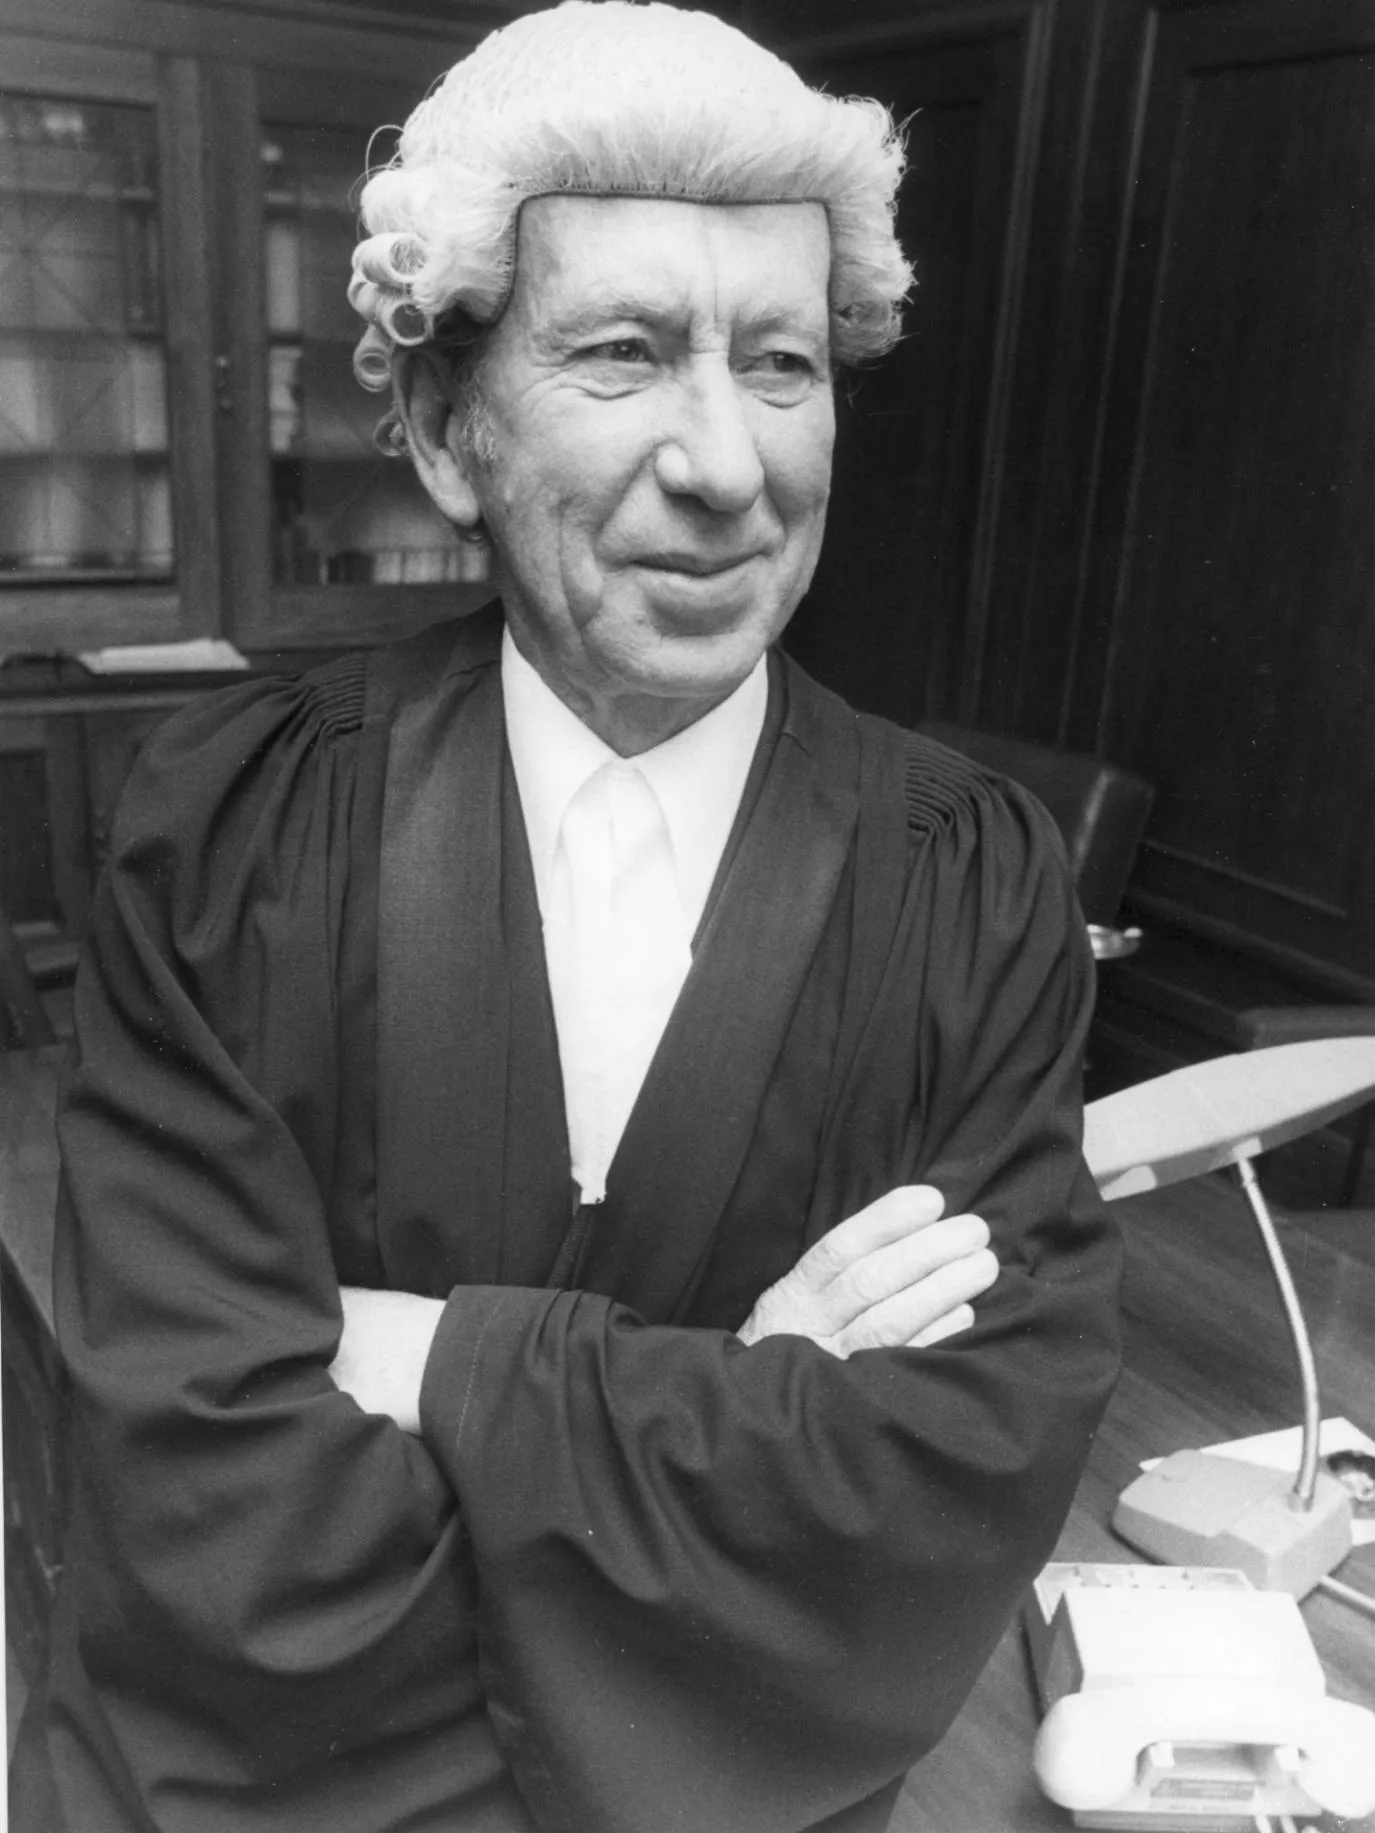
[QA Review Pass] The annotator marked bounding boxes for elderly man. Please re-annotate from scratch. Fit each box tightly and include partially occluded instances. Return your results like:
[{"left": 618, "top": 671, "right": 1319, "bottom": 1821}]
[{"left": 13, "top": 7, "right": 1120, "bottom": 1832}]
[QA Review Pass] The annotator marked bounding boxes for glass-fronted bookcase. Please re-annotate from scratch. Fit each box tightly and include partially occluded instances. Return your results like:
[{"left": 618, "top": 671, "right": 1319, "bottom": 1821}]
[
  {"left": 0, "top": 94, "right": 172, "bottom": 592},
  {"left": 0, "top": 8, "right": 509, "bottom": 662}
]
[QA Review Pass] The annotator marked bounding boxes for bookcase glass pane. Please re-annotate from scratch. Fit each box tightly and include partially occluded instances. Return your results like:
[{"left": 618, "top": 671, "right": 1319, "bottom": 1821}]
[
  {"left": 0, "top": 92, "right": 173, "bottom": 585},
  {"left": 262, "top": 122, "right": 474, "bottom": 586}
]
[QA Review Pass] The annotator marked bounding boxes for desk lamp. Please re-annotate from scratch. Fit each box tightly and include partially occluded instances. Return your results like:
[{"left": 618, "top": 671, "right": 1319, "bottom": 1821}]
[{"left": 1082, "top": 1037, "right": 1375, "bottom": 1599}]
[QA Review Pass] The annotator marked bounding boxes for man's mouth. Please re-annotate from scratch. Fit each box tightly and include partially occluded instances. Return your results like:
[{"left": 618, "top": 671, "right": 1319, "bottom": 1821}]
[{"left": 635, "top": 552, "right": 763, "bottom": 578}]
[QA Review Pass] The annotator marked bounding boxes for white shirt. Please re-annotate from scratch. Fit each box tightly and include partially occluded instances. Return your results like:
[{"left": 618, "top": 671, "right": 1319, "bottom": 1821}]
[{"left": 502, "top": 627, "right": 768, "bottom": 1203}]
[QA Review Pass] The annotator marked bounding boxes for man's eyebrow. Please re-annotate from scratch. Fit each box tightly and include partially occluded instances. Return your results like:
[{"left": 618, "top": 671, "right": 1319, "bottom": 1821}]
[
  {"left": 744, "top": 304, "right": 830, "bottom": 339},
  {"left": 544, "top": 296, "right": 830, "bottom": 342},
  {"left": 544, "top": 296, "right": 667, "bottom": 340}
]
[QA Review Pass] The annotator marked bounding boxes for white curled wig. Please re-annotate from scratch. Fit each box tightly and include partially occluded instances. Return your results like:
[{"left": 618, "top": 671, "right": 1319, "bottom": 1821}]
[{"left": 350, "top": 0, "right": 912, "bottom": 409}]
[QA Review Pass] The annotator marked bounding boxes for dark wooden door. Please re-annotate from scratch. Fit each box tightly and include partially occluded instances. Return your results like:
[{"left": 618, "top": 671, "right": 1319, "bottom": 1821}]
[
  {"left": 1069, "top": 0, "right": 1375, "bottom": 990},
  {"left": 768, "top": 6, "right": 1046, "bottom": 730}
]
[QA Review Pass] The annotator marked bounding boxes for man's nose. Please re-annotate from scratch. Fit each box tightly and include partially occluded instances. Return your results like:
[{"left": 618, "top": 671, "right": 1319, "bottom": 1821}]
[{"left": 653, "top": 360, "right": 766, "bottom": 514}]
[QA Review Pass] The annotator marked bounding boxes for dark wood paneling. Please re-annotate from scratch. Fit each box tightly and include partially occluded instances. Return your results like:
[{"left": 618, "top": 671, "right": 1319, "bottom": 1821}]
[
  {"left": 970, "top": 0, "right": 1145, "bottom": 740},
  {"left": 775, "top": 0, "right": 1375, "bottom": 1045},
  {"left": 781, "top": 10, "right": 1043, "bottom": 729},
  {"left": 1071, "top": 0, "right": 1375, "bottom": 985}
]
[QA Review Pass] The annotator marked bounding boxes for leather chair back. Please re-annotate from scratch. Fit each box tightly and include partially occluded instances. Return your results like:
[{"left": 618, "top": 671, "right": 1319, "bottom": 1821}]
[{"left": 917, "top": 723, "right": 1154, "bottom": 927}]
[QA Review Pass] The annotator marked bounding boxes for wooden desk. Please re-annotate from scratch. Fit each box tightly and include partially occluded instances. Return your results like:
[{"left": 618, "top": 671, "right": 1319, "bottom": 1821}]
[
  {"left": 4, "top": 1053, "right": 1373, "bottom": 1825},
  {"left": 894, "top": 1181, "right": 1375, "bottom": 1833}
]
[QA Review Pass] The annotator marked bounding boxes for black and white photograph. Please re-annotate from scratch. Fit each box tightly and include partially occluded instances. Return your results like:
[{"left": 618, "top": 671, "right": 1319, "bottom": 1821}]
[{"left": 2, "top": 1, "right": 1373, "bottom": 1829}]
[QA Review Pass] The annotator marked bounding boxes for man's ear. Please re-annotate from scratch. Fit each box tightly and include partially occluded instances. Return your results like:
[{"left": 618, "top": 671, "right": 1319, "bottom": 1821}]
[{"left": 392, "top": 349, "right": 484, "bottom": 531}]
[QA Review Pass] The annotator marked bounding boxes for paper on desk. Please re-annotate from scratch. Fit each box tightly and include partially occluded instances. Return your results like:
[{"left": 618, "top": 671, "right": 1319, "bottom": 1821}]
[
  {"left": 77, "top": 638, "right": 249, "bottom": 674},
  {"left": 1144, "top": 1418, "right": 1375, "bottom": 1545}
]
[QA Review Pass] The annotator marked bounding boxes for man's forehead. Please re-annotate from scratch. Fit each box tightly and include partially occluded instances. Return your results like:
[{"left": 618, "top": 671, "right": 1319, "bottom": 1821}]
[{"left": 510, "top": 195, "right": 832, "bottom": 328}]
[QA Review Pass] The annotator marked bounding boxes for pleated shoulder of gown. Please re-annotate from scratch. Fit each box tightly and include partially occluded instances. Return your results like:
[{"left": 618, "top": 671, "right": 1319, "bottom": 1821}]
[
  {"left": 111, "top": 647, "right": 370, "bottom": 848},
  {"left": 897, "top": 727, "right": 1062, "bottom": 856}
]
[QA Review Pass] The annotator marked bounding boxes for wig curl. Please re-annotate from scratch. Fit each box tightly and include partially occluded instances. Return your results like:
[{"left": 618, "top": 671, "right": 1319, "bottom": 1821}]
[{"left": 351, "top": 1, "right": 912, "bottom": 404}]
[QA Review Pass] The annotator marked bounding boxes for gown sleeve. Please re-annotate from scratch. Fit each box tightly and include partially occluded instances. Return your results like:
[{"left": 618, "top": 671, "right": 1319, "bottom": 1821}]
[
  {"left": 416, "top": 767, "right": 1124, "bottom": 1833},
  {"left": 48, "top": 671, "right": 526, "bottom": 1832}
]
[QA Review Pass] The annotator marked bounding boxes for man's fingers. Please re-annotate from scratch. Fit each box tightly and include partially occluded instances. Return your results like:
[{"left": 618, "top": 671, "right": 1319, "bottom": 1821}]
[
  {"left": 824, "top": 1213, "right": 990, "bottom": 1325},
  {"left": 909, "top": 1303, "right": 975, "bottom": 1349},
  {"left": 829, "top": 1247, "right": 998, "bottom": 1357},
  {"left": 736, "top": 1190, "right": 996, "bottom": 1353},
  {"left": 795, "top": 1185, "right": 946, "bottom": 1285}
]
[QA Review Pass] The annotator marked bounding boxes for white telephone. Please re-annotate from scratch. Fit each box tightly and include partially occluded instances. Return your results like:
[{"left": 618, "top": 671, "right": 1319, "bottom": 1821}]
[{"left": 1025, "top": 1563, "right": 1375, "bottom": 1828}]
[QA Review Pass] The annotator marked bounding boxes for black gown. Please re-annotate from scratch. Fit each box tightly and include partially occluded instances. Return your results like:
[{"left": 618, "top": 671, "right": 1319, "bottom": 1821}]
[{"left": 13, "top": 606, "right": 1122, "bottom": 1833}]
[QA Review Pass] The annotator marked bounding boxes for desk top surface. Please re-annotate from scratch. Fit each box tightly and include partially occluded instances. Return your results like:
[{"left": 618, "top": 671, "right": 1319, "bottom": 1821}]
[
  {"left": 3, "top": 1047, "right": 1373, "bottom": 1828},
  {"left": 894, "top": 1180, "right": 1375, "bottom": 1832}
]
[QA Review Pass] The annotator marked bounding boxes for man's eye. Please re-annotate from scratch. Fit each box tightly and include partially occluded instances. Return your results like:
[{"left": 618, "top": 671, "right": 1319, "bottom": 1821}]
[
  {"left": 742, "top": 350, "right": 822, "bottom": 398},
  {"left": 766, "top": 352, "right": 814, "bottom": 376},
  {"left": 585, "top": 339, "right": 652, "bottom": 365}
]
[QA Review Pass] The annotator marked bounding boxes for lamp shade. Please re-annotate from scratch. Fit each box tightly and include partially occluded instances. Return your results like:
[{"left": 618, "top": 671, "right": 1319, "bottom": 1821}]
[{"left": 1083, "top": 1039, "right": 1375, "bottom": 1201}]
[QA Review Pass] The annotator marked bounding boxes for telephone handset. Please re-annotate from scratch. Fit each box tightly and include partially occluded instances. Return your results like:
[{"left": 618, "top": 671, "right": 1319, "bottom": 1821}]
[
  {"left": 1037, "top": 1682, "right": 1374, "bottom": 1820},
  {"left": 1025, "top": 1563, "right": 1375, "bottom": 1827}
]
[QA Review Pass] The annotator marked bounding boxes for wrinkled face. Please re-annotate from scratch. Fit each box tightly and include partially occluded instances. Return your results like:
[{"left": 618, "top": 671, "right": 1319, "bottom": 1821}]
[{"left": 448, "top": 196, "right": 835, "bottom": 751}]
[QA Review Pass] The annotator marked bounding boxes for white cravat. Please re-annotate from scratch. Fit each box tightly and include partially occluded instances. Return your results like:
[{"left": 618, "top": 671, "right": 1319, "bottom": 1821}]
[
  {"left": 501, "top": 629, "right": 768, "bottom": 1205},
  {"left": 546, "top": 761, "right": 691, "bottom": 1203}
]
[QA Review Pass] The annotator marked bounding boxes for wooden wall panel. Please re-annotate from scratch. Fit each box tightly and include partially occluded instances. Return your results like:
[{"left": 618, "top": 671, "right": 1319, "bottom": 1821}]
[
  {"left": 775, "top": 10, "right": 1044, "bottom": 729},
  {"left": 1073, "top": 0, "right": 1375, "bottom": 985},
  {"left": 765, "top": 0, "right": 1375, "bottom": 1022}
]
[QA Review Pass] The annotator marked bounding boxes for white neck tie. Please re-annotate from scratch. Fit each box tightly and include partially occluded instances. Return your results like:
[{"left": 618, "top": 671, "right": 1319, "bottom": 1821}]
[{"left": 547, "top": 761, "right": 693, "bottom": 1205}]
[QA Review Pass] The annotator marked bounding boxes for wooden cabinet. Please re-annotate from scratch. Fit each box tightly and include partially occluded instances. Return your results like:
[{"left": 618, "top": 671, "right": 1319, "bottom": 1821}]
[
  {"left": 0, "top": 0, "right": 528, "bottom": 661},
  {"left": 205, "top": 58, "right": 499, "bottom": 649},
  {"left": 0, "top": 48, "right": 215, "bottom": 656},
  {"left": 748, "top": 0, "right": 1375, "bottom": 1079}
]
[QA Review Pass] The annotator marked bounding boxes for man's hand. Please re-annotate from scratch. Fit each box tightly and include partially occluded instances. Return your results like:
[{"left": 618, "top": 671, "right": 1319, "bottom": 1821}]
[
  {"left": 329, "top": 1287, "right": 445, "bottom": 1433},
  {"left": 737, "top": 1186, "right": 997, "bottom": 1359}
]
